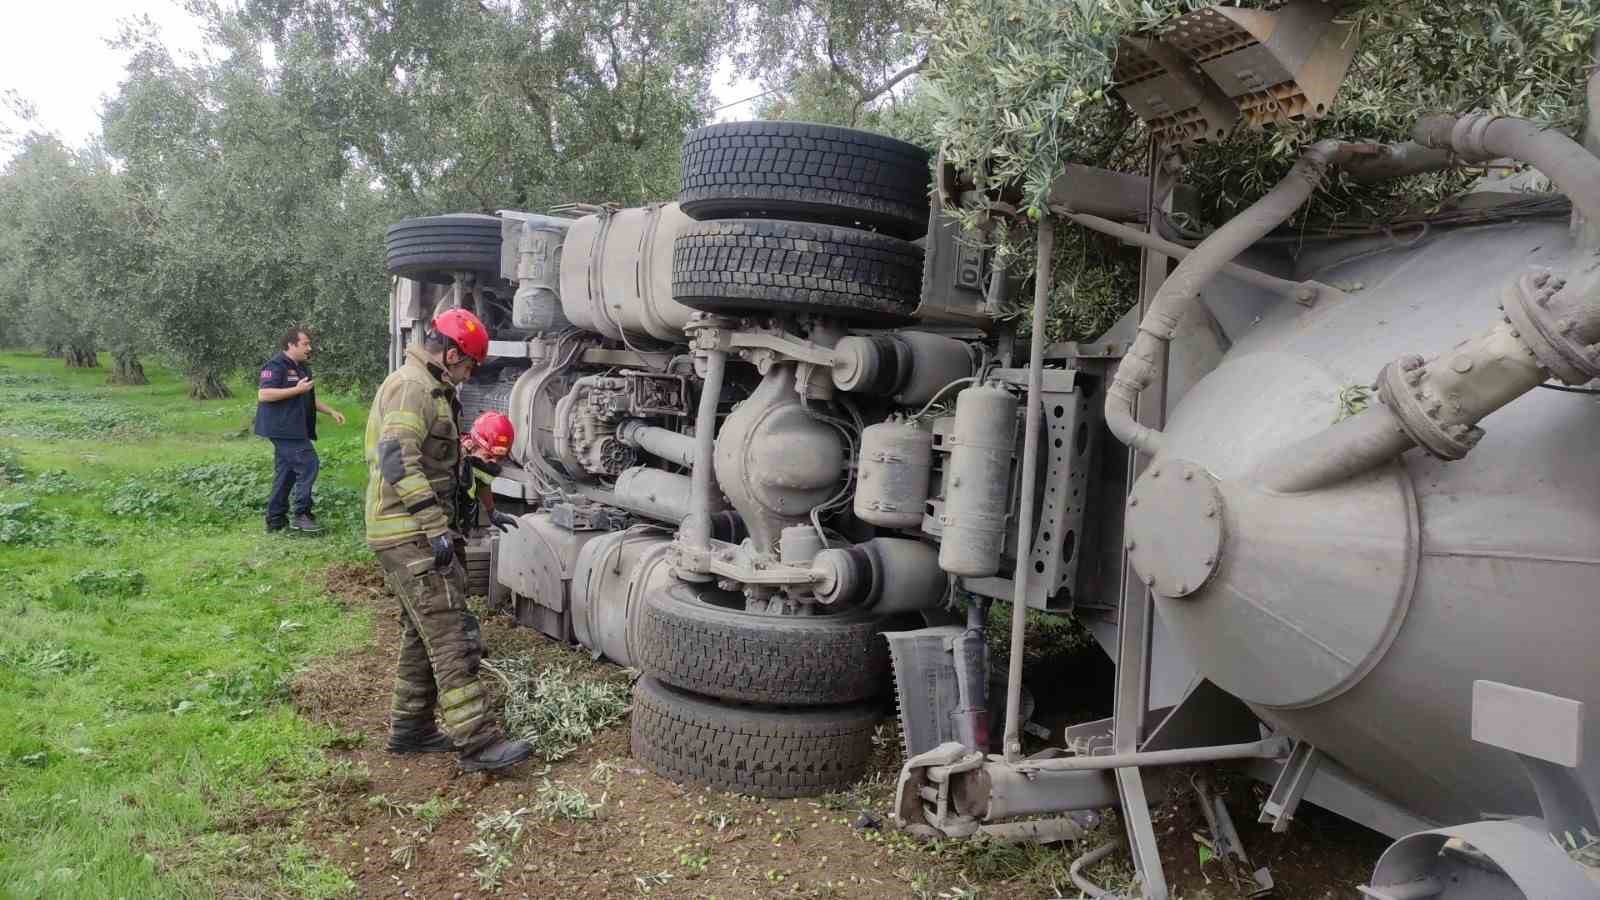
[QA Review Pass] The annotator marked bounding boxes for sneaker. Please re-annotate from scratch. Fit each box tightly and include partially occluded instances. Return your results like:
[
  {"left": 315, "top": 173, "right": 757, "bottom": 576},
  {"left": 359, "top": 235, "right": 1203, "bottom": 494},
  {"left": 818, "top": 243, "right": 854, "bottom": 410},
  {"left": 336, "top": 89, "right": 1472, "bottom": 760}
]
[
  {"left": 266, "top": 518, "right": 288, "bottom": 533},
  {"left": 458, "top": 737, "right": 533, "bottom": 773},
  {"left": 290, "top": 513, "right": 324, "bottom": 534},
  {"left": 385, "top": 727, "right": 457, "bottom": 754}
]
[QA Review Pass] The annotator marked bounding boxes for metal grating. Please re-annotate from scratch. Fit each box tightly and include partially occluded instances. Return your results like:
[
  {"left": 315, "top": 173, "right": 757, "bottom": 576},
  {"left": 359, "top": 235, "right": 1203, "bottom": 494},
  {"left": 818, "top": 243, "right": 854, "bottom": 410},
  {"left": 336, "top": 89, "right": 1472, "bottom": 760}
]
[{"left": 1112, "top": 1, "right": 1358, "bottom": 147}]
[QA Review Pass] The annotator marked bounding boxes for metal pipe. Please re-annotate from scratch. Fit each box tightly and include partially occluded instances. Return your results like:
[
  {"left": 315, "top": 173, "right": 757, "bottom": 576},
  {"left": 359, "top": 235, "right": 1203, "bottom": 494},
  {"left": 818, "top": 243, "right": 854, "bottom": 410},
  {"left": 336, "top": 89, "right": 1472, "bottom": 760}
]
[
  {"left": 1414, "top": 113, "right": 1600, "bottom": 226},
  {"left": 954, "top": 765, "right": 1120, "bottom": 820},
  {"left": 1016, "top": 736, "right": 1289, "bottom": 773},
  {"left": 609, "top": 467, "right": 694, "bottom": 522},
  {"left": 1342, "top": 141, "right": 1457, "bottom": 183},
  {"left": 617, "top": 420, "right": 696, "bottom": 468},
  {"left": 1254, "top": 291, "right": 1597, "bottom": 493},
  {"left": 1069, "top": 841, "right": 1124, "bottom": 899},
  {"left": 1002, "top": 216, "right": 1055, "bottom": 762},
  {"left": 1245, "top": 114, "right": 1600, "bottom": 492},
  {"left": 1581, "top": 32, "right": 1600, "bottom": 249},
  {"left": 1252, "top": 402, "right": 1416, "bottom": 494},
  {"left": 1063, "top": 211, "right": 1317, "bottom": 298},
  {"left": 679, "top": 347, "right": 726, "bottom": 554},
  {"left": 951, "top": 597, "right": 990, "bottom": 751},
  {"left": 1105, "top": 140, "right": 1357, "bottom": 458}
]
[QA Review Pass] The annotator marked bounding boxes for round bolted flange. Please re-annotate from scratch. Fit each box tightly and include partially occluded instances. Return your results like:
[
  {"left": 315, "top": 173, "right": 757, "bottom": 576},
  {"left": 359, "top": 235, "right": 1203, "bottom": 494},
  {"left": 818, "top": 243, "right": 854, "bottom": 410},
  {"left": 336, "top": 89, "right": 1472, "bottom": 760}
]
[
  {"left": 1504, "top": 269, "right": 1598, "bottom": 385},
  {"left": 1124, "top": 458, "right": 1225, "bottom": 600}
]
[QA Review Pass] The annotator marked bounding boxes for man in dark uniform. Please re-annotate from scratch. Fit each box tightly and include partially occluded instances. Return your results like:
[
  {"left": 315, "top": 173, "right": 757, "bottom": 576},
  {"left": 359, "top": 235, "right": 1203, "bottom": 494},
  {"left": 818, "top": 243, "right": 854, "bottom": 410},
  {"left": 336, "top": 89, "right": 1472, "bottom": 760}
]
[{"left": 255, "top": 326, "right": 345, "bottom": 533}]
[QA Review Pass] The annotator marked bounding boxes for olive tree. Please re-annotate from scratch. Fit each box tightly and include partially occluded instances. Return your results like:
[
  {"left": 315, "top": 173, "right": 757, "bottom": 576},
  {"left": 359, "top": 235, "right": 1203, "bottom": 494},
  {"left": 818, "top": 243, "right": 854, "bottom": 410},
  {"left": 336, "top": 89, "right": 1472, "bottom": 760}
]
[
  {"left": 0, "top": 135, "right": 150, "bottom": 375},
  {"left": 919, "top": 0, "right": 1600, "bottom": 339}
]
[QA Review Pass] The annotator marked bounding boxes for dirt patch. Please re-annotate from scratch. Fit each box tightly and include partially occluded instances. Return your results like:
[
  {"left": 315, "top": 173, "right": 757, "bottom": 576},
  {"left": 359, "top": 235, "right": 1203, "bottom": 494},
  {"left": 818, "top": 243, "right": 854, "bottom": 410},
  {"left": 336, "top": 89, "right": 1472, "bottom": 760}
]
[
  {"left": 1134, "top": 768, "right": 1390, "bottom": 900},
  {"left": 263, "top": 560, "right": 1387, "bottom": 899},
  {"left": 287, "top": 563, "right": 395, "bottom": 732},
  {"left": 322, "top": 561, "right": 389, "bottom": 608}
]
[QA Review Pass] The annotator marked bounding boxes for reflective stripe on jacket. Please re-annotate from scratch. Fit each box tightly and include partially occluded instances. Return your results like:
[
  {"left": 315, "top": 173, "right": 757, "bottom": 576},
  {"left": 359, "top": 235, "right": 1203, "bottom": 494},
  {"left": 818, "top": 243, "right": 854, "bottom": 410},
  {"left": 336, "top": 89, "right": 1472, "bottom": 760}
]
[{"left": 364, "top": 347, "right": 460, "bottom": 548}]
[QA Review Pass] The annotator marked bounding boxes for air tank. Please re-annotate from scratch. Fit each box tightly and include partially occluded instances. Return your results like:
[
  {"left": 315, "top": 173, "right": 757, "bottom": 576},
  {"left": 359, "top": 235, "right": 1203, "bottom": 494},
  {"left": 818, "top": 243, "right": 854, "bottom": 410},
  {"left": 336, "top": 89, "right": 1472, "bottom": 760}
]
[
  {"left": 1139, "top": 218, "right": 1600, "bottom": 826},
  {"left": 559, "top": 203, "right": 697, "bottom": 344},
  {"left": 938, "top": 383, "right": 1018, "bottom": 577},
  {"left": 855, "top": 418, "right": 935, "bottom": 529}
]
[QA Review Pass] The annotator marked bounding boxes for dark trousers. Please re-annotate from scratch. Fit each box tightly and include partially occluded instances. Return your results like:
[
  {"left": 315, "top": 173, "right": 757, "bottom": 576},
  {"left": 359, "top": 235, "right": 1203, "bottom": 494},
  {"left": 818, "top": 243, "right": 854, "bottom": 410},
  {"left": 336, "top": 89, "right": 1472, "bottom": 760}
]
[{"left": 267, "top": 438, "right": 319, "bottom": 523}]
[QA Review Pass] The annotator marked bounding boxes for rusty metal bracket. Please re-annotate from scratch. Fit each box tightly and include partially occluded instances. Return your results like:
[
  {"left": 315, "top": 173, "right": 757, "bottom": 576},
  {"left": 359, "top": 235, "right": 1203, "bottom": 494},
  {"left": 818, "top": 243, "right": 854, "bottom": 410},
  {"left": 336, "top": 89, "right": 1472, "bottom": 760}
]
[
  {"left": 1258, "top": 740, "right": 1321, "bottom": 833},
  {"left": 1133, "top": 36, "right": 1240, "bottom": 143}
]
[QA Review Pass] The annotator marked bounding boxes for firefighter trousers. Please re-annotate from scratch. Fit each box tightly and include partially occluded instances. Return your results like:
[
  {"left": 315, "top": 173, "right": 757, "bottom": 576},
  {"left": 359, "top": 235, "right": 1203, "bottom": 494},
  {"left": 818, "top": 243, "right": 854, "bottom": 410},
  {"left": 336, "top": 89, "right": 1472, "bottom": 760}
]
[{"left": 375, "top": 538, "right": 494, "bottom": 751}]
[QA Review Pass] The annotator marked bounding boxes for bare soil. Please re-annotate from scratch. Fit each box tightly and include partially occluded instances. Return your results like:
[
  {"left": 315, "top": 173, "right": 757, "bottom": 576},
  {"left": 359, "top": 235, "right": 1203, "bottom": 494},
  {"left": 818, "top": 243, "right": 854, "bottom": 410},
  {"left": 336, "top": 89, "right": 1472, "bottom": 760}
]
[{"left": 223, "top": 561, "right": 1388, "bottom": 899}]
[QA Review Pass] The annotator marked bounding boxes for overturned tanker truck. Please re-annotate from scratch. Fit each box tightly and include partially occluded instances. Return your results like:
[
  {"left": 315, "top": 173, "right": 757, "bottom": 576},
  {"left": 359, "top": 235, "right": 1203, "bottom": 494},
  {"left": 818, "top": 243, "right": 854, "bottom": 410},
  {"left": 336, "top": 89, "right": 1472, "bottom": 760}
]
[{"left": 382, "top": 2, "right": 1600, "bottom": 895}]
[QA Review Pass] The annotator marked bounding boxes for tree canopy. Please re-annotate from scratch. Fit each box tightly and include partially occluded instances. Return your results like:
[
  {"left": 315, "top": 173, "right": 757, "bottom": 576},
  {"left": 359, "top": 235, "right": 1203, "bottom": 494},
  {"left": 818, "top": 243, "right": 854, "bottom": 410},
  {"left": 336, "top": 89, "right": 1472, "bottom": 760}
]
[
  {"left": 0, "top": 0, "right": 731, "bottom": 394},
  {"left": 1, "top": 0, "right": 1598, "bottom": 387}
]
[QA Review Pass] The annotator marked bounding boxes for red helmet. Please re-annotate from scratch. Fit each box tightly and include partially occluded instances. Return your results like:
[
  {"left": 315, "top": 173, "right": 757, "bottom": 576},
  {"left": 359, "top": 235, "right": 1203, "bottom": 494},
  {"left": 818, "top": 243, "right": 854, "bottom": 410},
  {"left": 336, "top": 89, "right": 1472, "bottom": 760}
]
[
  {"left": 470, "top": 411, "right": 515, "bottom": 456},
  {"left": 432, "top": 308, "right": 489, "bottom": 363}
]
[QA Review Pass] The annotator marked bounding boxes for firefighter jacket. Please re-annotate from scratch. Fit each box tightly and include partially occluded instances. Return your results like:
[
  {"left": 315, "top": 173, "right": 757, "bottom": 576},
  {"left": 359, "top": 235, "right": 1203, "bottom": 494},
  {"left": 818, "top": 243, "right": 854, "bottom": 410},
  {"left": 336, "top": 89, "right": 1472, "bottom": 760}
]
[{"left": 364, "top": 347, "right": 461, "bottom": 549}]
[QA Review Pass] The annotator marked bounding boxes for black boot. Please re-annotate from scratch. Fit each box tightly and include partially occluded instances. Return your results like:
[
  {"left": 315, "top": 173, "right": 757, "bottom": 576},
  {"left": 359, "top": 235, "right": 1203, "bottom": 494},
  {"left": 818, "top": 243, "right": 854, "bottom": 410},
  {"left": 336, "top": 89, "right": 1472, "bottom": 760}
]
[
  {"left": 291, "top": 513, "right": 324, "bottom": 534},
  {"left": 386, "top": 726, "right": 457, "bottom": 754},
  {"left": 458, "top": 737, "right": 533, "bottom": 773},
  {"left": 266, "top": 517, "right": 288, "bottom": 533}
]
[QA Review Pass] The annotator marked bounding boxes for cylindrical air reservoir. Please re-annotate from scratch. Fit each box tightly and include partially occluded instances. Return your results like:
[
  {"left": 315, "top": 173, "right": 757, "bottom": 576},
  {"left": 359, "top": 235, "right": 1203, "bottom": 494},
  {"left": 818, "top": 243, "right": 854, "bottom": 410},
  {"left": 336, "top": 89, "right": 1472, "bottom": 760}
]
[
  {"left": 854, "top": 418, "right": 934, "bottom": 529},
  {"left": 938, "top": 383, "right": 1017, "bottom": 577}
]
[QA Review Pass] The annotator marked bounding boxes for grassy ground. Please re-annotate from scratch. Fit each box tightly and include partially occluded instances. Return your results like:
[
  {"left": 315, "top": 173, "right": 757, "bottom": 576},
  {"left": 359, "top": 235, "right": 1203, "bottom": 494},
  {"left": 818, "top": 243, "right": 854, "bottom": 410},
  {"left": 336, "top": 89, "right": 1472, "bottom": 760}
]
[
  {"left": 0, "top": 350, "right": 1386, "bottom": 900},
  {"left": 0, "top": 351, "right": 372, "bottom": 899}
]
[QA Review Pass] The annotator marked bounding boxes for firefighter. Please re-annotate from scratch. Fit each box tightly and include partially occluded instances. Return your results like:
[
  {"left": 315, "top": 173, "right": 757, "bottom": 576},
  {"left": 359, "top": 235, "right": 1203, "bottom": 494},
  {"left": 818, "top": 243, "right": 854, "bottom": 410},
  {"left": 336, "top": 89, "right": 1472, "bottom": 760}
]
[
  {"left": 363, "top": 308, "right": 532, "bottom": 771},
  {"left": 459, "top": 411, "right": 520, "bottom": 532}
]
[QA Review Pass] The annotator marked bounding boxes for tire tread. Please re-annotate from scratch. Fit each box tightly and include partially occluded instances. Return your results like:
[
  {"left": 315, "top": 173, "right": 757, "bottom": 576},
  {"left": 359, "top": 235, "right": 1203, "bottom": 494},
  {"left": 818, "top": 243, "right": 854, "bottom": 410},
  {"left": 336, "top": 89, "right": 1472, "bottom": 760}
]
[
  {"left": 631, "top": 677, "right": 880, "bottom": 798},
  {"left": 679, "top": 122, "right": 930, "bottom": 237}
]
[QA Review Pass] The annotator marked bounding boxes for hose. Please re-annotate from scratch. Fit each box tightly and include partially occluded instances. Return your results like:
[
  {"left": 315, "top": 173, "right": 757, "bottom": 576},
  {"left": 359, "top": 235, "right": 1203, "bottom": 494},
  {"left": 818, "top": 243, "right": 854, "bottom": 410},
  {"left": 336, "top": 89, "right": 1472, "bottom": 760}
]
[
  {"left": 1413, "top": 113, "right": 1600, "bottom": 226},
  {"left": 1105, "top": 140, "right": 1359, "bottom": 457},
  {"left": 1069, "top": 840, "right": 1125, "bottom": 899}
]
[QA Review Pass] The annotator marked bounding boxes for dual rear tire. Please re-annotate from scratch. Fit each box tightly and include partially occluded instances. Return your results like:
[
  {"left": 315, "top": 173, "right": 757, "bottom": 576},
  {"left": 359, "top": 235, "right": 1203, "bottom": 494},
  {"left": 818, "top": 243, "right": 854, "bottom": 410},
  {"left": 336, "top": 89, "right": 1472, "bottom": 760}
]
[
  {"left": 636, "top": 122, "right": 934, "bottom": 797},
  {"left": 629, "top": 581, "right": 891, "bottom": 798},
  {"left": 672, "top": 121, "right": 932, "bottom": 325}
]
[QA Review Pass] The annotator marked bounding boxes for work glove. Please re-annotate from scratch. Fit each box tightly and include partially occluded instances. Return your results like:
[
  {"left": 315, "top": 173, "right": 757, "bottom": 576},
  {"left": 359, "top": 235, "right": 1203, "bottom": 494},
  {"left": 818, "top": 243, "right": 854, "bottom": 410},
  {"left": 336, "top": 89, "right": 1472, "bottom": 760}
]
[
  {"left": 489, "top": 510, "right": 520, "bottom": 533},
  {"left": 429, "top": 533, "right": 455, "bottom": 570}
]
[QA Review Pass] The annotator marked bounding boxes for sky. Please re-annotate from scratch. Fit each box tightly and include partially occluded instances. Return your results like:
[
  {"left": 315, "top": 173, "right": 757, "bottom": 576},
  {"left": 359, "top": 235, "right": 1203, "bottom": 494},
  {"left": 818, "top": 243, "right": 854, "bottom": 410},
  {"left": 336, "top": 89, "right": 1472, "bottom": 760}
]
[
  {"left": 0, "top": 1, "right": 761, "bottom": 153},
  {"left": 0, "top": 1, "right": 209, "bottom": 148}
]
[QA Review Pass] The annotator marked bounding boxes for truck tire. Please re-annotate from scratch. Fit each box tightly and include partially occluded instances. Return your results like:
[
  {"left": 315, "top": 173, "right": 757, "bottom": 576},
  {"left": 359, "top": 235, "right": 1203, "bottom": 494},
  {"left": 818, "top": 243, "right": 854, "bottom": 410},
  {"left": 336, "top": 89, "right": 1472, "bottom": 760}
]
[
  {"left": 679, "top": 122, "right": 931, "bottom": 238},
  {"left": 631, "top": 676, "right": 881, "bottom": 798},
  {"left": 386, "top": 214, "right": 502, "bottom": 284},
  {"left": 672, "top": 219, "right": 922, "bottom": 325},
  {"left": 636, "top": 579, "right": 890, "bottom": 706}
]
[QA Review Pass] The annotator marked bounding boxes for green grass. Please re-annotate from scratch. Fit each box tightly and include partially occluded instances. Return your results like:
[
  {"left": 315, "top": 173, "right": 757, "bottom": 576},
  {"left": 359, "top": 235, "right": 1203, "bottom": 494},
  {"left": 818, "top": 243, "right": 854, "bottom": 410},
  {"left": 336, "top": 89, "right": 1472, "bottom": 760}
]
[{"left": 0, "top": 351, "right": 373, "bottom": 898}]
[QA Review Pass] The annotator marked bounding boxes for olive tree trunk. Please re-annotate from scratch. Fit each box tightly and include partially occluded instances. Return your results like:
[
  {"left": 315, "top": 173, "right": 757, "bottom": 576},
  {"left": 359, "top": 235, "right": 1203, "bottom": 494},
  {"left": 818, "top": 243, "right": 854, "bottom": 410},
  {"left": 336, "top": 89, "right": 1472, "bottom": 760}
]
[
  {"left": 108, "top": 350, "right": 148, "bottom": 385},
  {"left": 64, "top": 344, "right": 99, "bottom": 368},
  {"left": 187, "top": 370, "right": 232, "bottom": 399}
]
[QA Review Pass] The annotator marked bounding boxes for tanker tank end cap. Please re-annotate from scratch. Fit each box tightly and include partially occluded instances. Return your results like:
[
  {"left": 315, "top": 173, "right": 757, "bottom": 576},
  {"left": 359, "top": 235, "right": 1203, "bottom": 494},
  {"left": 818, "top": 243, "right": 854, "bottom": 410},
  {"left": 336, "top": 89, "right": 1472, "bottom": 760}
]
[{"left": 1125, "top": 460, "right": 1224, "bottom": 599}]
